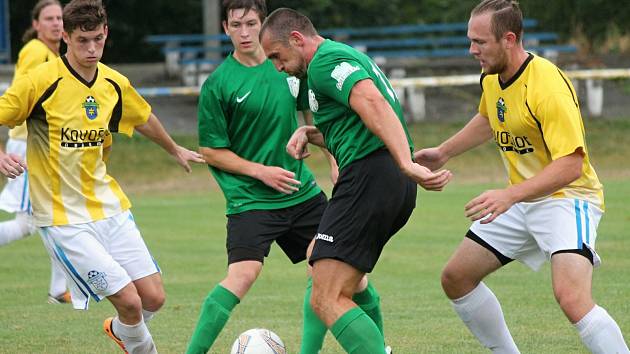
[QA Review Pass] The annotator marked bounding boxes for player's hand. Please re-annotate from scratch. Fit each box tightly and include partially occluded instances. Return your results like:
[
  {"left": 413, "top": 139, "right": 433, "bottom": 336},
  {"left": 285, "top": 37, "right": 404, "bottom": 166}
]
[
  {"left": 0, "top": 153, "right": 26, "bottom": 179},
  {"left": 173, "top": 145, "right": 204, "bottom": 173},
  {"left": 287, "top": 128, "right": 311, "bottom": 160},
  {"left": 465, "top": 189, "right": 516, "bottom": 224},
  {"left": 403, "top": 163, "right": 452, "bottom": 191},
  {"left": 413, "top": 147, "right": 448, "bottom": 171},
  {"left": 255, "top": 166, "right": 301, "bottom": 194}
]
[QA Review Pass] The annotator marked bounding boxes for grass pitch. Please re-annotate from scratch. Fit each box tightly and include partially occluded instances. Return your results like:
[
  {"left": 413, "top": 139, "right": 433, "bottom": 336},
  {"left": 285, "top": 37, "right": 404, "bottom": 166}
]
[{"left": 0, "top": 120, "right": 628, "bottom": 353}]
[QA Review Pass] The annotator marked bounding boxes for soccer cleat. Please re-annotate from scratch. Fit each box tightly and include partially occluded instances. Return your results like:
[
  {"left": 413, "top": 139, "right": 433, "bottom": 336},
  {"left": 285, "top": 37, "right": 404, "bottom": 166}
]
[
  {"left": 385, "top": 345, "right": 393, "bottom": 354},
  {"left": 47, "top": 291, "right": 71, "bottom": 304},
  {"left": 103, "top": 317, "right": 128, "bottom": 353}
]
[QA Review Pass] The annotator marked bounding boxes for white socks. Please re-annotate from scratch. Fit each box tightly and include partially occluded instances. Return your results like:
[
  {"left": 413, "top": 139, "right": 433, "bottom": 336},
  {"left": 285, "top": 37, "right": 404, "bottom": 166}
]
[
  {"left": 112, "top": 317, "right": 157, "bottom": 354},
  {"left": 575, "top": 305, "right": 630, "bottom": 354},
  {"left": 0, "top": 212, "right": 35, "bottom": 246},
  {"left": 142, "top": 309, "right": 156, "bottom": 323},
  {"left": 451, "top": 282, "right": 520, "bottom": 354}
]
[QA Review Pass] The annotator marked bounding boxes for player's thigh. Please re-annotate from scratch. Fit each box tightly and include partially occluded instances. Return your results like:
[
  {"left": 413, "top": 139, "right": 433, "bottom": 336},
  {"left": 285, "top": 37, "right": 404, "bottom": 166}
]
[
  {"left": 105, "top": 211, "right": 160, "bottom": 282},
  {"left": 312, "top": 258, "right": 364, "bottom": 299},
  {"left": 40, "top": 224, "right": 132, "bottom": 309},
  {"left": 226, "top": 209, "right": 288, "bottom": 264},
  {"left": 276, "top": 192, "right": 327, "bottom": 264},
  {"left": 527, "top": 198, "right": 603, "bottom": 266}
]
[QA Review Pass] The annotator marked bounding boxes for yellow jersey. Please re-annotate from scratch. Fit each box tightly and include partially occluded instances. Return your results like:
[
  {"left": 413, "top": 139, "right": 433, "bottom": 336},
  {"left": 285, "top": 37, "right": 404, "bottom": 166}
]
[
  {"left": 479, "top": 53, "right": 604, "bottom": 209},
  {"left": 0, "top": 56, "right": 151, "bottom": 226},
  {"left": 9, "top": 39, "right": 59, "bottom": 140}
]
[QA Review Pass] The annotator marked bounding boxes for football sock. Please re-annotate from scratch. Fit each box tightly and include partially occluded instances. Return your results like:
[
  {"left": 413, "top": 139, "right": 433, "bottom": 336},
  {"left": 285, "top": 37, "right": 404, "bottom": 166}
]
[
  {"left": 185, "top": 284, "right": 240, "bottom": 354},
  {"left": 112, "top": 316, "right": 157, "bottom": 354},
  {"left": 451, "top": 282, "right": 520, "bottom": 354},
  {"left": 331, "top": 307, "right": 386, "bottom": 354},
  {"left": 300, "top": 278, "right": 327, "bottom": 354},
  {"left": 575, "top": 305, "right": 630, "bottom": 354},
  {"left": 353, "top": 281, "right": 384, "bottom": 336},
  {"left": 142, "top": 309, "right": 156, "bottom": 323},
  {"left": 49, "top": 257, "right": 67, "bottom": 298},
  {"left": 0, "top": 213, "right": 34, "bottom": 246}
]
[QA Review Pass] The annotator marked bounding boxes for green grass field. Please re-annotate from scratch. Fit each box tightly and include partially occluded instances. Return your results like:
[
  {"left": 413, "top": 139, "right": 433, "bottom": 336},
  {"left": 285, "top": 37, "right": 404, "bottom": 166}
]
[{"left": 0, "top": 120, "right": 629, "bottom": 353}]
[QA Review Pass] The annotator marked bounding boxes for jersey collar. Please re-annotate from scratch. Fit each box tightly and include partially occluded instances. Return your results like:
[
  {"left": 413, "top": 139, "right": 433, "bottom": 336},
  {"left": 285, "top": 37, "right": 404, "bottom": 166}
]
[
  {"left": 62, "top": 55, "right": 99, "bottom": 88},
  {"left": 498, "top": 52, "right": 534, "bottom": 90}
]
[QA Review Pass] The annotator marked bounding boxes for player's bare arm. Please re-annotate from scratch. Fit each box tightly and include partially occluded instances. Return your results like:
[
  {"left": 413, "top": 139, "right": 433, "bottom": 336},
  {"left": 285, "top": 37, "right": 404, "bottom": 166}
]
[
  {"left": 414, "top": 113, "right": 493, "bottom": 171},
  {"left": 348, "top": 79, "right": 452, "bottom": 190},
  {"left": 302, "top": 109, "right": 338, "bottom": 184},
  {"left": 465, "top": 149, "right": 584, "bottom": 224},
  {"left": 199, "top": 147, "right": 300, "bottom": 194},
  {"left": 286, "top": 125, "right": 326, "bottom": 160},
  {"left": 134, "top": 113, "right": 204, "bottom": 173}
]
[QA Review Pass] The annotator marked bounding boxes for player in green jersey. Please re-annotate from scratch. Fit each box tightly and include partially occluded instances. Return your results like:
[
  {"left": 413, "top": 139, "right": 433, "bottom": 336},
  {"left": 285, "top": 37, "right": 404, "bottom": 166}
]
[
  {"left": 185, "top": 1, "right": 383, "bottom": 353},
  {"left": 260, "top": 8, "right": 452, "bottom": 354}
]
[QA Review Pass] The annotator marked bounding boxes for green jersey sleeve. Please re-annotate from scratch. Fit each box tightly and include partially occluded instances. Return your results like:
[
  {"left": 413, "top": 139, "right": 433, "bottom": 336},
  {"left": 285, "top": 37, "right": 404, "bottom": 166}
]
[
  {"left": 198, "top": 78, "right": 231, "bottom": 148},
  {"left": 309, "top": 55, "right": 371, "bottom": 108}
]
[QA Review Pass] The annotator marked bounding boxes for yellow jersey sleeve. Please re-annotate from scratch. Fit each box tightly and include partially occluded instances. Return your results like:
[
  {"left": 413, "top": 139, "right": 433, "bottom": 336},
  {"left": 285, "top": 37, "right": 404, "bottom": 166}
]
[
  {"left": 114, "top": 78, "right": 151, "bottom": 137},
  {"left": 0, "top": 74, "right": 37, "bottom": 128},
  {"left": 536, "top": 93, "right": 585, "bottom": 160}
]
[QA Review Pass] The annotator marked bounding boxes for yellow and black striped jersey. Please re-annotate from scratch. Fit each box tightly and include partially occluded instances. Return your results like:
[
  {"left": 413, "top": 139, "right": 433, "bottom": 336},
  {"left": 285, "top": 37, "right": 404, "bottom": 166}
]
[
  {"left": 0, "top": 56, "right": 151, "bottom": 226},
  {"left": 479, "top": 53, "right": 603, "bottom": 209},
  {"left": 9, "top": 39, "right": 59, "bottom": 140}
]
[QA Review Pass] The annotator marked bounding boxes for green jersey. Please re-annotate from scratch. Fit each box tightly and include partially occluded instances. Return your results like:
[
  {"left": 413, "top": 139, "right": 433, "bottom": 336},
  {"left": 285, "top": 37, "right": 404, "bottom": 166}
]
[
  {"left": 307, "top": 39, "right": 414, "bottom": 171},
  {"left": 198, "top": 54, "right": 320, "bottom": 214}
]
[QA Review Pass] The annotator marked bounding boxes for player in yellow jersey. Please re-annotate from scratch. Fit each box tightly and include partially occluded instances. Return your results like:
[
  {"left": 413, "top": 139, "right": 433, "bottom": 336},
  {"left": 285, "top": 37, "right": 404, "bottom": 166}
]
[
  {"left": 0, "top": 0, "right": 203, "bottom": 353},
  {"left": 415, "top": 1, "right": 629, "bottom": 353},
  {"left": 0, "top": 0, "right": 74, "bottom": 305}
]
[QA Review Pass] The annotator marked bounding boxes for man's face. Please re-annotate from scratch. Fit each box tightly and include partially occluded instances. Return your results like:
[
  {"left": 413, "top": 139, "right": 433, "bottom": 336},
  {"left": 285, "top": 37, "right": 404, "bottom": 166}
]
[
  {"left": 468, "top": 12, "right": 508, "bottom": 75},
  {"left": 34, "top": 4, "right": 63, "bottom": 44},
  {"left": 223, "top": 8, "right": 262, "bottom": 55},
  {"left": 261, "top": 32, "right": 307, "bottom": 78},
  {"left": 63, "top": 24, "right": 107, "bottom": 69}
]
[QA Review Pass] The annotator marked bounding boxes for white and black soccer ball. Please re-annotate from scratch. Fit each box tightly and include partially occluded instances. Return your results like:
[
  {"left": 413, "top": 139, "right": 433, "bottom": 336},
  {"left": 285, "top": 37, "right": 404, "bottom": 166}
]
[
  {"left": 230, "top": 328, "right": 286, "bottom": 354},
  {"left": 86, "top": 96, "right": 96, "bottom": 103}
]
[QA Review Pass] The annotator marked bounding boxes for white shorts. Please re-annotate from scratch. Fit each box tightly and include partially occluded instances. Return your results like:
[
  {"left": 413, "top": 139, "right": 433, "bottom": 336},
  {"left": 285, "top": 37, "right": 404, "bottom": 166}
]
[
  {"left": 39, "top": 210, "right": 160, "bottom": 310},
  {"left": 470, "top": 198, "right": 603, "bottom": 271},
  {"left": 0, "top": 139, "right": 30, "bottom": 213}
]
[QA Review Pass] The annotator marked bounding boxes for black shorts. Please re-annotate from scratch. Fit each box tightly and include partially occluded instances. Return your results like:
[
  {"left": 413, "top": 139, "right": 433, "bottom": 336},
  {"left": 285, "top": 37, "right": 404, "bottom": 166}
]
[
  {"left": 226, "top": 192, "right": 327, "bottom": 265},
  {"left": 310, "top": 149, "right": 417, "bottom": 273}
]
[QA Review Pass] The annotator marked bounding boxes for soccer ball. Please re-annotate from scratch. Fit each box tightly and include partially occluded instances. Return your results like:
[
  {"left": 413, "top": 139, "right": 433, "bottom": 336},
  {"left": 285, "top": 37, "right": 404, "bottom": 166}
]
[{"left": 230, "top": 328, "right": 286, "bottom": 354}]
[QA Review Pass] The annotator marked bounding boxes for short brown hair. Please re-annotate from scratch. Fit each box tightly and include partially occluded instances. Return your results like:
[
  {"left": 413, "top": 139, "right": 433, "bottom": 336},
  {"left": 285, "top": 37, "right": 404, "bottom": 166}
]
[
  {"left": 22, "top": 0, "right": 62, "bottom": 43},
  {"left": 63, "top": 0, "right": 107, "bottom": 34},
  {"left": 472, "top": 0, "right": 523, "bottom": 41},
  {"left": 260, "top": 8, "right": 317, "bottom": 45},
  {"left": 223, "top": 0, "right": 267, "bottom": 23}
]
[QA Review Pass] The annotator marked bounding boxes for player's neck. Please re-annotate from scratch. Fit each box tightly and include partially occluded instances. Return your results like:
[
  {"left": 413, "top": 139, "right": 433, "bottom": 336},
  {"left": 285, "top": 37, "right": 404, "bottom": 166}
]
[
  {"left": 233, "top": 45, "right": 267, "bottom": 67},
  {"left": 305, "top": 35, "right": 325, "bottom": 66},
  {"left": 38, "top": 36, "right": 60, "bottom": 56},
  {"left": 64, "top": 52, "right": 98, "bottom": 82},
  {"left": 499, "top": 48, "right": 529, "bottom": 83}
]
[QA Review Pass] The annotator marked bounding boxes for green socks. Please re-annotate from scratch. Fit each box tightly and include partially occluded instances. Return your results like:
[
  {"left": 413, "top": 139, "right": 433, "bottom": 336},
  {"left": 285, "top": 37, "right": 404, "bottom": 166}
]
[
  {"left": 353, "top": 281, "right": 384, "bottom": 336},
  {"left": 185, "top": 285, "right": 240, "bottom": 354},
  {"left": 300, "top": 279, "right": 384, "bottom": 353},
  {"left": 300, "top": 278, "right": 327, "bottom": 354},
  {"left": 331, "top": 307, "right": 386, "bottom": 354}
]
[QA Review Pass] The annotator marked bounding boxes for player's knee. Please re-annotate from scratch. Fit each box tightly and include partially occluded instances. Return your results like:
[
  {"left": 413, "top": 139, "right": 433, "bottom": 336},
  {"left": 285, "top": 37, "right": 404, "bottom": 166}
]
[
  {"left": 440, "top": 266, "right": 472, "bottom": 299},
  {"left": 553, "top": 285, "right": 589, "bottom": 313},
  {"left": 228, "top": 266, "right": 260, "bottom": 288},
  {"left": 113, "top": 288, "right": 144, "bottom": 317},
  {"left": 143, "top": 289, "right": 166, "bottom": 312}
]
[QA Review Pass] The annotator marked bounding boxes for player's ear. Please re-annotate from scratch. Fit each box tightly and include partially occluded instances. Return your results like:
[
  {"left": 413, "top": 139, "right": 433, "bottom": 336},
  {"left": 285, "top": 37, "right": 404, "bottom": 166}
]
[
  {"left": 103, "top": 24, "right": 109, "bottom": 37},
  {"left": 62, "top": 31, "right": 69, "bottom": 45},
  {"left": 289, "top": 31, "right": 304, "bottom": 47}
]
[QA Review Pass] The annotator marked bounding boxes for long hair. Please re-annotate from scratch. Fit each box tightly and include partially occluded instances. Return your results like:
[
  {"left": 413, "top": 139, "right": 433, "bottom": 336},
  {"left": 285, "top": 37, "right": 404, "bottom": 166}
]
[{"left": 21, "top": 0, "right": 62, "bottom": 43}]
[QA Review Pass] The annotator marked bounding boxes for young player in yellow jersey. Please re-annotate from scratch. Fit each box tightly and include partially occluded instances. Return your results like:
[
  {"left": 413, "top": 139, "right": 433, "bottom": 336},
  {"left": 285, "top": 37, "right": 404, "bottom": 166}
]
[
  {"left": 415, "top": 1, "right": 629, "bottom": 353},
  {"left": 0, "top": 0, "right": 74, "bottom": 305},
  {"left": 0, "top": 0, "right": 203, "bottom": 353}
]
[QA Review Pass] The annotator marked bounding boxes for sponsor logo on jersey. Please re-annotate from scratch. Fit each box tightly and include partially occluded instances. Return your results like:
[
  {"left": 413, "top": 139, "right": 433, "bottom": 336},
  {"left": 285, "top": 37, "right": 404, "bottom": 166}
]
[
  {"left": 287, "top": 76, "right": 300, "bottom": 98},
  {"left": 308, "top": 89, "right": 319, "bottom": 112},
  {"left": 86, "top": 270, "right": 108, "bottom": 291},
  {"left": 60, "top": 127, "right": 109, "bottom": 148},
  {"left": 315, "top": 233, "right": 334, "bottom": 242},
  {"left": 236, "top": 91, "right": 251, "bottom": 103},
  {"left": 496, "top": 97, "right": 507, "bottom": 123},
  {"left": 82, "top": 96, "right": 99, "bottom": 120},
  {"left": 331, "top": 62, "right": 360, "bottom": 91},
  {"left": 494, "top": 130, "right": 534, "bottom": 155}
]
